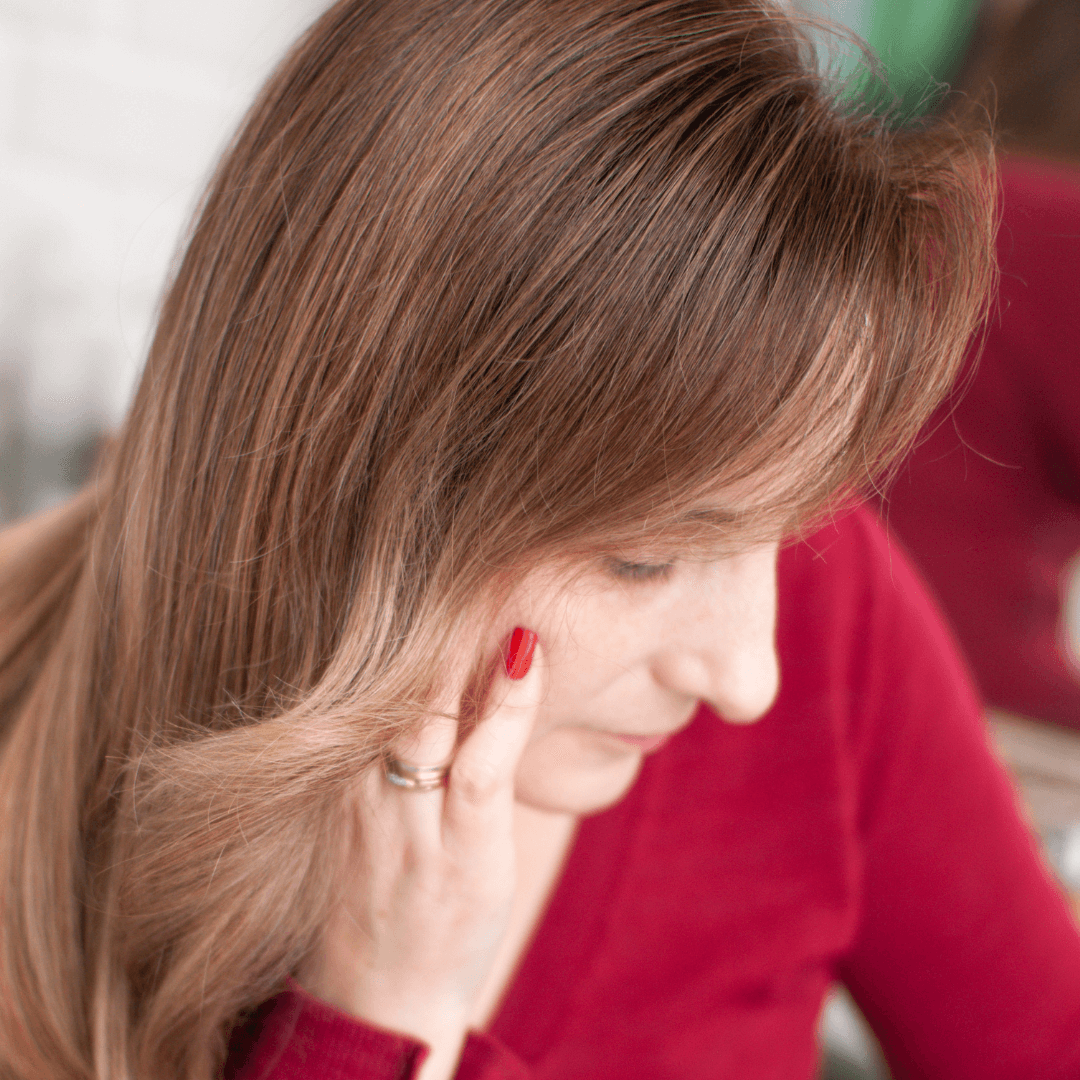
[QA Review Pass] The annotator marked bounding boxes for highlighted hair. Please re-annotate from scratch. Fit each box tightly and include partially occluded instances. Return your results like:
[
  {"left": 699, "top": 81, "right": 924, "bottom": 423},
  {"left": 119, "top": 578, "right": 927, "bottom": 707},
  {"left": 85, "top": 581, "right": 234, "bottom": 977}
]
[{"left": 0, "top": 1, "right": 994, "bottom": 1076}]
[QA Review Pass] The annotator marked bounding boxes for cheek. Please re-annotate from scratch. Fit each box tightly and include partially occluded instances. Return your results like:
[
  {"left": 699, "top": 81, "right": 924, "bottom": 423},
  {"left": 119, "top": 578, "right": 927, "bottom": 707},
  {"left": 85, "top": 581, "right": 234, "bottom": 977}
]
[
  {"left": 525, "top": 594, "right": 658, "bottom": 715},
  {"left": 513, "top": 726, "right": 644, "bottom": 815}
]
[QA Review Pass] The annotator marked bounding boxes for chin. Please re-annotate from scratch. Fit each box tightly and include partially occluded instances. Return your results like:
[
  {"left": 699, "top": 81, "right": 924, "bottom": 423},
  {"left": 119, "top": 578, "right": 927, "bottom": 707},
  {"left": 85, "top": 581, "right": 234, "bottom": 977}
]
[{"left": 513, "top": 727, "right": 646, "bottom": 816}]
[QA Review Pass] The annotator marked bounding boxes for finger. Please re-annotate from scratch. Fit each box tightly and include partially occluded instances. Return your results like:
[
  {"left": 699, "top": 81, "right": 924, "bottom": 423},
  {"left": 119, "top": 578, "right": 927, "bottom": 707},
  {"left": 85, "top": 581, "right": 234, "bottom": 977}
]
[
  {"left": 444, "top": 630, "right": 545, "bottom": 839},
  {"left": 388, "top": 650, "right": 471, "bottom": 768},
  {"left": 376, "top": 650, "right": 478, "bottom": 852}
]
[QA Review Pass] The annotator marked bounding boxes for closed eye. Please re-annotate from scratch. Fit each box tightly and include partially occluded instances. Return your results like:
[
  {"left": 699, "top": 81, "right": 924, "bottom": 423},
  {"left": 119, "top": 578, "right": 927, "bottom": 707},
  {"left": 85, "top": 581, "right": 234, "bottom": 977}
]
[{"left": 605, "top": 558, "right": 675, "bottom": 583}]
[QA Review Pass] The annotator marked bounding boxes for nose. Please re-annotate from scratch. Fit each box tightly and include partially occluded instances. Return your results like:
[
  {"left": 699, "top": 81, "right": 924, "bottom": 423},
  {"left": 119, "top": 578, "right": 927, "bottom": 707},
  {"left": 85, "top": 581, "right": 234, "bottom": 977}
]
[{"left": 649, "top": 546, "right": 780, "bottom": 724}]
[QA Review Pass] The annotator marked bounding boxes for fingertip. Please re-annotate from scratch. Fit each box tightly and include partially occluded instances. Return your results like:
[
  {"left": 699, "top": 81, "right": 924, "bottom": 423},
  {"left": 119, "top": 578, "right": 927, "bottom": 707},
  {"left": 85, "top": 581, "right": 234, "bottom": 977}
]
[
  {"left": 500, "top": 629, "right": 545, "bottom": 718},
  {"left": 504, "top": 626, "right": 539, "bottom": 680}
]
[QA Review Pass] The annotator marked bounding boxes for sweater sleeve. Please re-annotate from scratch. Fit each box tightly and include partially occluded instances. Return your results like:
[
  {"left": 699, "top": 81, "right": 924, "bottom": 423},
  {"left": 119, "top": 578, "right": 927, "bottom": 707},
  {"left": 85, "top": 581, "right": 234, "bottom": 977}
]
[
  {"left": 225, "top": 984, "right": 531, "bottom": 1080},
  {"left": 835, "top": 511, "right": 1080, "bottom": 1080}
]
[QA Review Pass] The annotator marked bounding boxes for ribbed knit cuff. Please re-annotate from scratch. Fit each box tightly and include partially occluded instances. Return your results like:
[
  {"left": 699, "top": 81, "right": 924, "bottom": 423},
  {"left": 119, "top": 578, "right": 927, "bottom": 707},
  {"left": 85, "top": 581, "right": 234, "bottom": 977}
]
[{"left": 227, "top": 983, "right": 429, "bottom": 1080}]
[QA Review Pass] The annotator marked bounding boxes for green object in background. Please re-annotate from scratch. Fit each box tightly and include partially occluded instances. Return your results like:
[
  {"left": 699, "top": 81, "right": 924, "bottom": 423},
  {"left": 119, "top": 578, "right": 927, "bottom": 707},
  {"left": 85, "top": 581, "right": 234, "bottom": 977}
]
[
  {"left": 866, "top": 0, "right": 980, "bottom": 115},
  {"left": 799, "top": 0, "right": 981, "bottom": 117}
]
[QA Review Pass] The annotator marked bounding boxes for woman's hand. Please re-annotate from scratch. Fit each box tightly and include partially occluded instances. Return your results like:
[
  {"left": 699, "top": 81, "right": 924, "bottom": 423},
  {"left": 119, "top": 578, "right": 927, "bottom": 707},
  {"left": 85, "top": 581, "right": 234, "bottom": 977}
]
[{"left": 298, "top": 630, "right": 543, "bottom": 1080}]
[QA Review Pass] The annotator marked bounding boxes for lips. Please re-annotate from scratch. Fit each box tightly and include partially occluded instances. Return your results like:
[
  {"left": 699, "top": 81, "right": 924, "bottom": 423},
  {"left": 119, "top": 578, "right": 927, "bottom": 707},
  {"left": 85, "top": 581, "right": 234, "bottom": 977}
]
[{"left": 588, "top": 707, "right": 698, "bottom": 755}]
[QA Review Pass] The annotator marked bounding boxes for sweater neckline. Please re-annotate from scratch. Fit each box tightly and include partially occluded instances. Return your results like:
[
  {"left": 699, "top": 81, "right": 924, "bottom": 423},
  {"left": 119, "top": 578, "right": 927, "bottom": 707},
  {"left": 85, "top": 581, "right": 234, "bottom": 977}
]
[
  {"left": 486, "top": 758, "right": 650, "bottom": 1062},
  {"left": 484, "top": 710, "right": 699, "bottom": 1064}
]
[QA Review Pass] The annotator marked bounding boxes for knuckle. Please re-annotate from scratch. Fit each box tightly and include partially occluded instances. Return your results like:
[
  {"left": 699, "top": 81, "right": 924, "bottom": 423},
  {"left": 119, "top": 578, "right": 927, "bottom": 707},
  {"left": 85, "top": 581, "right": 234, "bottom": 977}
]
[{"left": 449, "top": 760, "right": 503, "bottom": 805}]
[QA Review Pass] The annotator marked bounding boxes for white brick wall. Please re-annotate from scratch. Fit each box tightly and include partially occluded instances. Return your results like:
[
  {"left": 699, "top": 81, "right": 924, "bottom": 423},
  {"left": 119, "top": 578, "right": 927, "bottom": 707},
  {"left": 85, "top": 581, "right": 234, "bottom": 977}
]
[{"left": 0, "top": 0, "right": 327, "bottom": 513}]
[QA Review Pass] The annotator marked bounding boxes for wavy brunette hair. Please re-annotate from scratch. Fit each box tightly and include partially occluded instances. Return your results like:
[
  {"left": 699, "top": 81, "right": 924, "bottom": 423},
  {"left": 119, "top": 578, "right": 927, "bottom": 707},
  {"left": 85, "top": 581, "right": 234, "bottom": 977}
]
[{"left": 0, "top": 1, "right": 994, "bottom": 1077}]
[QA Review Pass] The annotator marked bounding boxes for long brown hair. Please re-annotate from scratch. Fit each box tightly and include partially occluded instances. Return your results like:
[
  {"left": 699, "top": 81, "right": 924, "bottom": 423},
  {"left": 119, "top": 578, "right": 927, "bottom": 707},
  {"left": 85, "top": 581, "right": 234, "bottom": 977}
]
[{"left": 0, "top": 1, "right": 994, "bottom": 1077}]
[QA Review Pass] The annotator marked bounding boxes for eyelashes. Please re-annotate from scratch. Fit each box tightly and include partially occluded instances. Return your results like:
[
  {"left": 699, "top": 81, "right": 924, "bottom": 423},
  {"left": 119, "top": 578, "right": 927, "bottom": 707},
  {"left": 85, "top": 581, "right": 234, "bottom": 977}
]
[{"left": 605, "top": 558, "right": 675, "bottom": 583}]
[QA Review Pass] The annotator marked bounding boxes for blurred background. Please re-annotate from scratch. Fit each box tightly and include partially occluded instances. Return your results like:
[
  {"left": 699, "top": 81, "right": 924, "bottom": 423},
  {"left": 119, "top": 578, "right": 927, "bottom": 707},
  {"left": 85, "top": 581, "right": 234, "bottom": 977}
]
[{"left": 0, "top": 0, "right": 326, "bottom": 520}]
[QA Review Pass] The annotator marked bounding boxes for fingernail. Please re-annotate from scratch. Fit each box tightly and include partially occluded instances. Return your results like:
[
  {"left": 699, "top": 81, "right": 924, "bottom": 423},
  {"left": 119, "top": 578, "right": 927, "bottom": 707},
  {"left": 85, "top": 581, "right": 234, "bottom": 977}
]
[{"left": 505, "top": 627, "right": 538, "bottom": 680}]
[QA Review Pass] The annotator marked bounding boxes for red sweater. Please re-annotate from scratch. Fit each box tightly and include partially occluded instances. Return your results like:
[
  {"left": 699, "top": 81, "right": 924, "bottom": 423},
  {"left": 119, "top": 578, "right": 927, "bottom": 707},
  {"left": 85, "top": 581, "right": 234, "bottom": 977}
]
[
  {"left": 226, "top": 507, "right": 1080, "bottom": 1080},
  {"left": 885, "top": 158, "right": 1080, "bottom": 729}
]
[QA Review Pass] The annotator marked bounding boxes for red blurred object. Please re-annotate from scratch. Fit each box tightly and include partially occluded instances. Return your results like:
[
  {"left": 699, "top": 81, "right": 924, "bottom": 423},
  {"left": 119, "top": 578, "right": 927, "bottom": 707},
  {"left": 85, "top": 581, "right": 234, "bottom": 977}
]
[{"left": 885, "top": 157, "right": 1080, "bottom": 729}]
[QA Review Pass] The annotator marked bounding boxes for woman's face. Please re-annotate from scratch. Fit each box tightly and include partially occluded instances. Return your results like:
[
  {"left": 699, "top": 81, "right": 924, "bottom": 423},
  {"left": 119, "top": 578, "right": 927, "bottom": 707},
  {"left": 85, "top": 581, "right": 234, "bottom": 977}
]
[{"left": 502, "top": 541, "right": 780, "bottom": 816}]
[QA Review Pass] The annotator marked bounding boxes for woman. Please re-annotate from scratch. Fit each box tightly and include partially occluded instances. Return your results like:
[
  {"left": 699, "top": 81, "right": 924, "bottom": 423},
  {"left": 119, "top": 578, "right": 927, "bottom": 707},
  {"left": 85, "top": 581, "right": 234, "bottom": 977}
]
[{"left": 1, "top": 2, "right": 1077, "bottom": 1079}]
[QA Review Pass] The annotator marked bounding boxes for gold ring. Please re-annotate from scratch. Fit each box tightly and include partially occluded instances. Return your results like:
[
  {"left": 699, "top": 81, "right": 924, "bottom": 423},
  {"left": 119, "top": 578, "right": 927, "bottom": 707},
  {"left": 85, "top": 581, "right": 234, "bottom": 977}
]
[{"left": 383, "top": 756, "right": 450, "bottom": 792}]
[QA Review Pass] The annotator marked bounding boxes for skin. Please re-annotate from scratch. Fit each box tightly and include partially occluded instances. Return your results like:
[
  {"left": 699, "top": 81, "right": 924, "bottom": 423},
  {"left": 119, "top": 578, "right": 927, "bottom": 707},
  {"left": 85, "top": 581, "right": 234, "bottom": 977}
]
[
  {"left": 510, "top": 544, "right": 781, "bottom": 815},
  {"left": 300, "top": 539, "right": 780, "bottom": 1080}
]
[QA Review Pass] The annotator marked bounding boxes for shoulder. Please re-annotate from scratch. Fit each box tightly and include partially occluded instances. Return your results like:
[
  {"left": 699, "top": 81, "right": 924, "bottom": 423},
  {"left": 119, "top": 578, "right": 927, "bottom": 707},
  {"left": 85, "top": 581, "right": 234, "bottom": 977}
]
[
  {"left": 655, "top": 503, "right": 971, "bottom": 824},
  {"left": 776, "top": 504, "right": 981, "bottom": 756},
  {"left": 777, "top": 503, "right": 952, "bottom": 673},
  {"left": 777, "top": 502, "right": 890, "bottom": 618}
]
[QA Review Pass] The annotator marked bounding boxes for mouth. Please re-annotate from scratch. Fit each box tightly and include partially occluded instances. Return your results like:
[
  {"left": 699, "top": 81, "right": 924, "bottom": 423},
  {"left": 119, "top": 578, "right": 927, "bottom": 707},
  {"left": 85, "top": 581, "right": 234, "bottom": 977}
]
[
  {"left": 607, "top": 731, "right": 673, "bottom": 753},
  {"left": 571, "top": 706, "right": 699, "bottom": 757}
]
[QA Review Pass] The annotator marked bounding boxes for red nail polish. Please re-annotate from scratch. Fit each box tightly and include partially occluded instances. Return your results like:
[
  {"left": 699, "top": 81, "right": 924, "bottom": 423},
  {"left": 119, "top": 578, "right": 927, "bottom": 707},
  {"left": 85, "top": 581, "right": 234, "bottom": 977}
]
[{"left": 505, "top": 627, "right": 538, "bottom": 680}]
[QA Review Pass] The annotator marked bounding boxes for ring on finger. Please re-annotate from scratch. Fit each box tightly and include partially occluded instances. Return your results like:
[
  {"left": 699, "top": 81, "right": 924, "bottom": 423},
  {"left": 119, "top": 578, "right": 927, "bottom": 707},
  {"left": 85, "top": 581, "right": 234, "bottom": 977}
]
[{"left": 383, "top": 754, "right": 451, "bottom": 792}]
